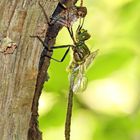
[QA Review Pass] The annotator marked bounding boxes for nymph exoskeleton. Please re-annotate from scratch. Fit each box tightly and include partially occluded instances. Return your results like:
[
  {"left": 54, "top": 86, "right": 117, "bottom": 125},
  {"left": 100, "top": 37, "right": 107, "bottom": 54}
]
[{"left": 31, "top": 0, "right": 87, "bottom": 62}]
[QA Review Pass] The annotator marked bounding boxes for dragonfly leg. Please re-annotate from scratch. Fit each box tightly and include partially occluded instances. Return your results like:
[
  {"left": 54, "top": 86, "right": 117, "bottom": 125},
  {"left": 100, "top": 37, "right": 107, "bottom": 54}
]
[
  {"left": 38, "top": 2, "right": 51, "bottom": 25},
  {"left": 31, "top": 35, "right": 73, "bottom": 62},
  {"left": 43, "top": 46, "right": 71, "bottom": 62},
  {"left": 30, "top": 35, "right": 52, "bottom": 51},
  {"left": 51, "top": 45, "right": 72, "bottom": 49},
  {"left": 38, "top": 1, "right": 67, "bottom": 25},
  {"left": 48, "top": 45, "right": 73, "bottom": 62},
  {"left": 76, "top": 17, "right": 85, "bottom": 32},
  {"left": 67, "top": 26, "right": 76, "bottom": 44}
]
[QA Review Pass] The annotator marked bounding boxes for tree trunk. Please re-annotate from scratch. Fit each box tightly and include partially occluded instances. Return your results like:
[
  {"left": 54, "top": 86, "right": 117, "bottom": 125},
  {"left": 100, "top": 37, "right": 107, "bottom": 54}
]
[{"left": 0, "top": 0, "right": 57, "bottom": 140}]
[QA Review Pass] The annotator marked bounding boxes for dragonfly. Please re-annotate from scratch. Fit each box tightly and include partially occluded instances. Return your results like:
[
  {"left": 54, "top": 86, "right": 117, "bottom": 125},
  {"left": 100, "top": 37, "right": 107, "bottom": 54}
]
[
  {"left": 66, "top": 20, "right": 99, "bottom": 93},
  {"left": 37, "top": 0, "right": 98, "bottom": 91},
  {"left": 49, "top": 1, "right": 99, "bottom": 93},
  {"left": 33, "top": 0, "right": 98, "bottom": 97},
  {"left": 32, "top": 1, "right": 98, "bottom": 140},
  {"left": 64, "top": 18, "right": 98, "bottom": 140},
  {"left": 33, "top": 0, "right": 87, "bottom": 63}
]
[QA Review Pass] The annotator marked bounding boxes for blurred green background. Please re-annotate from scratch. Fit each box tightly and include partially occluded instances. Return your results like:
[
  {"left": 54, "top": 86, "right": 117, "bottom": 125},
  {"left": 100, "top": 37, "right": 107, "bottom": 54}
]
[{"left": 39, "top": 0, "right": 140, "bottom": 139}]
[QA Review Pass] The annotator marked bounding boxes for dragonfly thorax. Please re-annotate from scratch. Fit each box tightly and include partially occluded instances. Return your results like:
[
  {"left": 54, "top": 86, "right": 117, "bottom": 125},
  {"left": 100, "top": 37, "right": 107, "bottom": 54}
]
[{"left": 73, "top": 43, "right": 90, "bottom": 64}]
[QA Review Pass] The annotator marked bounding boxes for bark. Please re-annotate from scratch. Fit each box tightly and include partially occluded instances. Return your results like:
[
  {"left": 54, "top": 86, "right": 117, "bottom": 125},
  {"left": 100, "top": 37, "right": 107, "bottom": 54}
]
[
  {"left": 0, "top": 0, "right": 79, "bottom": 139},
  {"left": 0, "top": 0, "right": 57, "bottom": 140}
]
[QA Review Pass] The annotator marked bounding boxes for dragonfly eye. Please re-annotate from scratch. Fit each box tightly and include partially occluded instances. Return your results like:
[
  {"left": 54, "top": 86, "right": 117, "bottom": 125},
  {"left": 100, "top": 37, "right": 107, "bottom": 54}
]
[
  {"left": 80, "top": 29, "right": 85, "bottom": 33},
  {"left": 76, "top": 29, "right": 90, "bottom": 41},
  {"left": 82, "top": 29, "right": 87, "bottom": 32}
]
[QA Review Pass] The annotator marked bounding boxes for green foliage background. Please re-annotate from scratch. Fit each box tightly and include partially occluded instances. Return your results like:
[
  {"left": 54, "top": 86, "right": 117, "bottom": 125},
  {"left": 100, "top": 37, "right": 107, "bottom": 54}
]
[{"left": 39, "top": 0, "right": 140, "bottom": 139}]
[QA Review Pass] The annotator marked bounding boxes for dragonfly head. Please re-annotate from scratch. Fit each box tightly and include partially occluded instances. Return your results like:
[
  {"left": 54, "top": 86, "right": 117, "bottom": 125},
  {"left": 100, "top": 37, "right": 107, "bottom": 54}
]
[{"left": 76, "top": 29, "right": 91, "bottom": 41}]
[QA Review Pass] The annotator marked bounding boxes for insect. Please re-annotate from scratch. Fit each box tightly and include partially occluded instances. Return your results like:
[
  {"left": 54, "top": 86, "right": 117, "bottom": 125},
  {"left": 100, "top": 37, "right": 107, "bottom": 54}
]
[
  {"left": 36, "top": 1, "right": 98, "bottom": 90},
  {"left": 64, "top": 16, "right": 98, "bottom": 140},
  {"left": 33, "top": 0, "right": 87, "bottom": 62},
  {"left": 65, "top": 19, "right": 99, "bottom": 92},
  {"left": 38, "top": 0, "right": 87, "bottom": 28},
  {"left": 49, "top": 0, "right": 87, "bottom": 28}
]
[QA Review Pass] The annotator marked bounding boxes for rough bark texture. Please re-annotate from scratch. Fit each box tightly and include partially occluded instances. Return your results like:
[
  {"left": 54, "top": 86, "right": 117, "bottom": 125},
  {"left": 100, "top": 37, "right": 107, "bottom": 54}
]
[
  {"left": 0, "top": 0, "right": 79, "bottom": 139},
  {"left": 0, "top": 0, "right": 57, "bottom": 140},
  {"left": 28, "top": 1, "right": 78, "bottom": 140}
]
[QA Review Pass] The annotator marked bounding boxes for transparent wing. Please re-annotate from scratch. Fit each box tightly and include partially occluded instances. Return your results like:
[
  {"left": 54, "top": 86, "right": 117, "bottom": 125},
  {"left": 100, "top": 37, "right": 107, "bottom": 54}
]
[
  {"left": 84, "top": 49, "right": 99, "bottom": 70},
  {"left": 68, "top": 49, "right": 99, "bottom": 93},
  {"left": 73, "top": 74, "right": 88, "bottom": 93}
]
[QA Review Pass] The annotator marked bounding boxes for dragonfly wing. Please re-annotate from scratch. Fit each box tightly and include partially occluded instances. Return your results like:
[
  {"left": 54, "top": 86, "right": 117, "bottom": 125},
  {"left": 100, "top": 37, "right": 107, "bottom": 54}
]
[
  {"left": 72, "top": 64, "right": 88, "bottom": 93},
  {"left": 84, "top": 49, "right": 99, "bottom": 70},
  {"left": 73, "top": 74, "right": 88, "bottom": 93},
  {"left": 77, "top": 76, "right": 88, "bottom": 92},
  {"left": 69, "top": 49, "right": 98, "bottom": 93}
]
